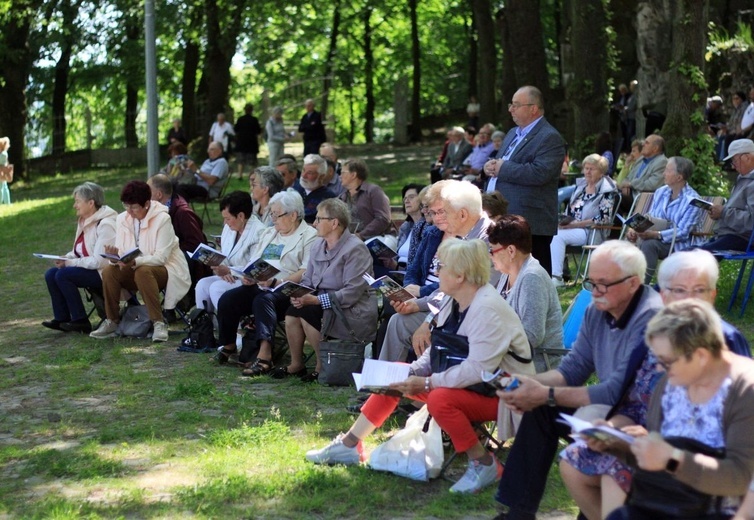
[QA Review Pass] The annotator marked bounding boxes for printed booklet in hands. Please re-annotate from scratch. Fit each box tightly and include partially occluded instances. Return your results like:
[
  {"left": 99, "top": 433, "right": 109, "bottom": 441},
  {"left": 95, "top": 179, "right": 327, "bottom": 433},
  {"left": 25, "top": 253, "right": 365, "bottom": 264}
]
[
  {"left": 100, "top": 248, "right": 142, "bottom": 263},
  {"left": 557, "top": 413, "right": 635, "bottom": 447},
  {"left": 353, "top": 359, "right": 411, "bottom": 397}
]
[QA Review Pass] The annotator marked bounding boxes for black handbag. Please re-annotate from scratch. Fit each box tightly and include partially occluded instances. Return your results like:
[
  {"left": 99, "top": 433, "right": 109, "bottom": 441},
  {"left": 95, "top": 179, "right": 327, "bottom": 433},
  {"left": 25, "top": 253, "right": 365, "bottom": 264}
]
[
  {"left": 318, "top": 293, "right": 368, "bottom": 386},
  {"left": 429, "top": 328, "right": 496, "bottom": 397},
  {"left": 628, "top": 436, "right": 726, "bottom": 518}
]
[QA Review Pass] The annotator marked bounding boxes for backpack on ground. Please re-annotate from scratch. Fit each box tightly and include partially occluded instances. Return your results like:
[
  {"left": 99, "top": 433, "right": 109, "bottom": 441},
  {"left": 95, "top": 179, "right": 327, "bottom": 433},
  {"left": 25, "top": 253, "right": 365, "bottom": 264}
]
[{"left": 178, "top": 308, "right": 217, "bottom": 353}]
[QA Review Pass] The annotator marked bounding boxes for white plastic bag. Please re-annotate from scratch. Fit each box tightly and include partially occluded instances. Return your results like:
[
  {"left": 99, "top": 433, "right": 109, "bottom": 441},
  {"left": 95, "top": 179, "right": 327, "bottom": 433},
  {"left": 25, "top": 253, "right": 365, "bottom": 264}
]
[{"left": 368, "top": 404, "right": 444, "bottom": 481}]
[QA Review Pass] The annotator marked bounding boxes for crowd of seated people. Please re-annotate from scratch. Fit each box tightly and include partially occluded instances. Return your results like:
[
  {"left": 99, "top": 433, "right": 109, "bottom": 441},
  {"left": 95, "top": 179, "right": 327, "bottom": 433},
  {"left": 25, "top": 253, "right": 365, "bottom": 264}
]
[{"left": 37, "top": 103, "right": 754, "bottom": 518}]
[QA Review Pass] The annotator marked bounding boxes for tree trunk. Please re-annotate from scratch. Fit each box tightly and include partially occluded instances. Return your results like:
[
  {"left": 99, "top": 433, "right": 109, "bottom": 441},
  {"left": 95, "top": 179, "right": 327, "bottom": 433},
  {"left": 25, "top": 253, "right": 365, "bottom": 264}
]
[
  {"left": 567, "top": 0, "right": 610, "bottom": 143},
  {"left": 409, "top": 0, "right": 422, "bottom": 142},
  {"left": 199, "top": 0, "right": 245, "bottom": 141},
  {"left": 52, "top": 43, "right": 73, "bottom": 155},
  {"left": 181, "top": 6, "right": 204, "bottom": 144},
  {"left": 470, "top": 0, "right": 496, "bottom": 127},
  {"left": 497, "top": 8, "right": 516, "bottom": 129},
  {"left": 363, "top": 6, "right": 375, "bottom": 143},
  {"left": 503, "top": 0, "right": 550, "bottom": 104},
  {"left": 662, "top": 0, "right": 708, "bottom": 154},
  {"left": 635, "top": 1, "right": 673, "bottom": 139},
  {"left": 467, "top": 12, "right": 478, "bottom": 104},
  {"left": 124, "top": 15, "right": 140, "bottom": 148},
  {"left": 322, "top": 0, "right": 341, "bottom": 121},
  {"left": 51, "top": 0, "right": 80, "bottom": 155},
  {"left": 0, "top": 0, "right": 45, "bottom": 179}
]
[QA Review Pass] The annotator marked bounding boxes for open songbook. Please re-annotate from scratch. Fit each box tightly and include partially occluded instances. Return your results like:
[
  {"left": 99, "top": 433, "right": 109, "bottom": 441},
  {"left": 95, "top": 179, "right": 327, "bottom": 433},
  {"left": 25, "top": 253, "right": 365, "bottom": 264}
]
[
  {"left": 362, "top": 273, "right": 414, "bottom": 303},
  {"left": 100, "top": 248, "right": 141, "bottom": 263},
  {"left": 557, "top": 413, "right": 635, "bottom": 446},
  {"left": 352, "top": 359, "right": 411, "bottom": 397},
  {"left": 266, "top": 280, "right": 314, "bottom": 298},
  {"left": 33, "top": 253, "right": 70, "bottom": 261},
  {"left": 190, "top": 243, "right": 226, "bottom": 266},
  {"left": 617, "top": 213, "right": 670, "bottom": 233},
  {"left": 689, "top": 197, "right": 713, "bottom": 211},
  {"left": 365, "top": 237, "right": 398, "bottom": 261},
  {"left": 230, "top": 258, "right": 280, "bottom": 282}
]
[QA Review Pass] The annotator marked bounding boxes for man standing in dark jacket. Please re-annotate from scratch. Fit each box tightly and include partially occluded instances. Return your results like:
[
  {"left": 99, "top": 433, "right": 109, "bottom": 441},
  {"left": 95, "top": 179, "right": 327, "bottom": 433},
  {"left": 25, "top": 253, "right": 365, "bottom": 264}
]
[
  {"left": 234, "top": 103, "right": 262, "bottom": 179},
  {"left": 299, "top": 99, "right": 327, "bottom": 156}
]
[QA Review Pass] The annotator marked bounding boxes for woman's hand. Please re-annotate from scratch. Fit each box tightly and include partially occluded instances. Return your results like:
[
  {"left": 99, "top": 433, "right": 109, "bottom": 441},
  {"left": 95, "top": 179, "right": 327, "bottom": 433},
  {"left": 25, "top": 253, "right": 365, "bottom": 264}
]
[
  {"left": 118, "top": 259, "right": 136, "bottom": 271},
  {"left": 104, "top": 245, "right": 119, "bottom": 256},
  {"left": 257, "top": 278, "right": 275, "bottom": 288},
  {"left": 497, "top": 375, "right": 547, "bottom": 414},
  {"left": 221, "top": 274, "right": 236, "bottom": 283},
  {"left": 291, "top": 294, "right": 319, "bottom": 308},
  {"left": 54, "top": 259, "right": 67, "bottom": 268},
  {"left": 389, "top": 375, "right": 427, "bottom": 396},
  {"left": 212, "top": 265, "right": 230, "bottom": 277},
  {"left": 412, "top": 322, "right": 432, "bottom": 357},
  {"left": 631, "top": 432, "right": 675, "bottom": 471},
  {"left": 391, "top": 299, "right": 419, "bottom": 315},
  {"left": 626, "top": 228, "right": 638, "bottom": 242},
  {"left": 241, "top": 277, "right": 257, "bottom": 286}
]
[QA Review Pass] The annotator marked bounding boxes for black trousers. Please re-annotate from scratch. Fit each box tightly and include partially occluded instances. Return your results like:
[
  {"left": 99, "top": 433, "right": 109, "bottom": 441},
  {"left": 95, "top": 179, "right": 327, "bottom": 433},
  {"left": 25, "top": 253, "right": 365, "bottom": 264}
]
[
  {"left": 531, "top": 234, "right": 554, "bottom": 276},
  {"left": 216, "top": 284, "right": 289, "bottom": 350}
]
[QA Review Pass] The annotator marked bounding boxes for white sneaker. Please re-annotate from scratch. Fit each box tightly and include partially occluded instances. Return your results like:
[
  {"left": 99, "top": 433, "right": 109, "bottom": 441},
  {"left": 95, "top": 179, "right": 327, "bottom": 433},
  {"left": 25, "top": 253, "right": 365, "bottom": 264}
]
[
  {"left": 305, "top": 434, "right": 364, "bottom": 465},
  {"left": 449, "top": 457, "right": 503, "bottom": 494},
  {"left": 152, "top": 321, "right": 169, "bottom": 342},
  {"left": 89, "top": 319, "right": 118, "bottom": 339},
  {"left": 551, "top": 276, "right": 565, "bottom": 288}
]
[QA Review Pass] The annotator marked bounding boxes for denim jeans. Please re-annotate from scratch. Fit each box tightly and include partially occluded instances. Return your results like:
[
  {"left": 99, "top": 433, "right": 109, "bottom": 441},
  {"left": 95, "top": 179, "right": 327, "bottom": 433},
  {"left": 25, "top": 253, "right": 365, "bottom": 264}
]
[{"left": 45, "top": 266, "right": 102, "bottom": 322}]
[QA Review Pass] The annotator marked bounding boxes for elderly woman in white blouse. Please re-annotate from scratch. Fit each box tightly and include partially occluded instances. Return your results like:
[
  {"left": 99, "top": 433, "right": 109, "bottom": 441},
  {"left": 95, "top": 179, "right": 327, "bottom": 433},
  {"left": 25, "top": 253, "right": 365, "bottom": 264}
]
[{"left": 194, "top": 191, "right": 265, "bottom": 312}]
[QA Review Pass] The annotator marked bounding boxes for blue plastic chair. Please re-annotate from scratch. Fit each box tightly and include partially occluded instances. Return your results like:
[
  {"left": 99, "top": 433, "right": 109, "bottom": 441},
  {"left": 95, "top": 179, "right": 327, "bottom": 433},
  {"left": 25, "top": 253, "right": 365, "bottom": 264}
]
[
  {"left": 713, "top": 228, "right": 754, "bottom": 317},
  {"left": 543, "top": 288, "right": 592, "bottom": 369}
]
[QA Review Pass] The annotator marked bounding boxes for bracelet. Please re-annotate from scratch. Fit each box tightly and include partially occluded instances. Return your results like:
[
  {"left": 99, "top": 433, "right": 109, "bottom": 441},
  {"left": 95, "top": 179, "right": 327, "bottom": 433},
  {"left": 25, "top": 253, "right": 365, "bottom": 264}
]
[{"left": 424, "top": 377, "right": 431, "bottom": 392}]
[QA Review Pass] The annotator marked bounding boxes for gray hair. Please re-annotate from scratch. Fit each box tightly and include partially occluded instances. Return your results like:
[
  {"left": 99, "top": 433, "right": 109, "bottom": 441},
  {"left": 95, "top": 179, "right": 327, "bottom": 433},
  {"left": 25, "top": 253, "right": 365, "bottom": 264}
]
[
  {"left": 582, "top": 153, "right": 609, "bottom": 175},
  {"left": 657, "top": 250, "right": 719, "bottom": 290},
  {"left": 591, "top": 240, "right": 647, "bottom": 281},
  {"left": 317, "top": 198, "right": 351, "bottom": 230},
  {"left": 269, "top": 188, "right": 305, "bottom": 222},
  {"left": 521, "top": 85, "right": 545, "bottom": 110},
  {"left": 272, "top": 106, "right": 283, "bottom": 116},
  {"left": 303, "top": 154, "right": 327, "bottom": 176},
  {"left": 669, "top": 156, "right": 694, "bottom": 181},
  {"left": 73, "top": 182, "right": 106, "bottom": 209},
  {"left": 253, "top": 166, "right": 284, "bottom": 198},
  {"left": 147, "top": 174, "right": 173, "bottom": 196},
  {"left": 276, "top": 157, "right": 297, "bottom": 175},
  {"left": 426, "top": 179, "right": 482, "bottom": 217},
  {"left": 491, "top": 131, "right": 506, "bottom": 141}
]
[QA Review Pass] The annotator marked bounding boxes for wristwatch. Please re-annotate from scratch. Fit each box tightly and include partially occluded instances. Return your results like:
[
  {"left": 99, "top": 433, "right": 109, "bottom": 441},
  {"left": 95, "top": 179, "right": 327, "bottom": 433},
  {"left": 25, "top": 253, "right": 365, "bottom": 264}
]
[
  {"left": 665, "top": 448, "right": 683, "bottom": 473},
  {"left": 547, "top": 387, "right": 557, "bottom": 407}
]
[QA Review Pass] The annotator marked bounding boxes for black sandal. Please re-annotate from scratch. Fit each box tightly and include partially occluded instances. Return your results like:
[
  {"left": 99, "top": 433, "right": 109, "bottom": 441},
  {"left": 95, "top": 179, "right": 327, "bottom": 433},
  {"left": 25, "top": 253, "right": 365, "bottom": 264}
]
[
  {"left": 270, "top": 365, "right": 308, "bottom": 379},
  {"left": 300, "top": 371, "right": 319, "bottom": 383},
  {"left": 241, "top": 358, "right": 274, "bottom": 377},
  {"left": 215, "top": 346, "right": 238, "bottom": 364}
]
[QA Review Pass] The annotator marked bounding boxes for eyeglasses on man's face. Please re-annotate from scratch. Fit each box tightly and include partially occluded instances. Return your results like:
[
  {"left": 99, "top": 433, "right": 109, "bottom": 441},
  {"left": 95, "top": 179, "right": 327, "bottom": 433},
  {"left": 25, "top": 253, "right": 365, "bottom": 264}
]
[
  {"left": 508, "top": 103, "right": 534, "bottom": 110},
  {"left": 314, "top": 216, "right": 336, "bottom": 224},
  {"left": 582, "top": 275, "right": 634, "bottom": 294}
]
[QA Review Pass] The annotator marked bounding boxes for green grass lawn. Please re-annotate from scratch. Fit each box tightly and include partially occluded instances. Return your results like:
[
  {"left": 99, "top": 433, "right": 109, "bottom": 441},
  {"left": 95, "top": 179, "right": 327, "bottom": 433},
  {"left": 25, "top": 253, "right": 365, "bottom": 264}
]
[{"left": 1, "top": 146, "right": 752, "bottom": 519}]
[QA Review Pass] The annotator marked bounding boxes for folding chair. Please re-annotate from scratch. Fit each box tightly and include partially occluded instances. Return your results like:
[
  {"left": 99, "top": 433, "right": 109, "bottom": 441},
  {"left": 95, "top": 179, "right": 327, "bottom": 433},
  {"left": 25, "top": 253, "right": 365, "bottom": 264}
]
[
  {"left": 690, "top": 196, "right": 725, "bottom": 245},
  {"left": 439, "top": 421, "right": 505, "bottom": 481},
  {"left": 618, "top": 191, "right": 655, "bottom": 240},
  {"left": 542, "top": 288, "right": 591, "bottom": 370},
  {"left": 713, "top": 227, "right": 754, "bottom": 317},
  {"left": 565, "top": 192, "right": 622, "bottom": 283},
  {"left": 84, "top": 287, "right": 106, "bottom": 327},
  {"left": 192, "top": 176, "right": 231, "bottom": 225}
]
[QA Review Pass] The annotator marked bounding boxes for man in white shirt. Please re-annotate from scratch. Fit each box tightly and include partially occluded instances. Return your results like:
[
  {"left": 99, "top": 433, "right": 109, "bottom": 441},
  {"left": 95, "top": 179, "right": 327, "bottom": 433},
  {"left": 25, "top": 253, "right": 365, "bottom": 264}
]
[{"left": 209, "top": 113, "right": 234, "bottom": 156}]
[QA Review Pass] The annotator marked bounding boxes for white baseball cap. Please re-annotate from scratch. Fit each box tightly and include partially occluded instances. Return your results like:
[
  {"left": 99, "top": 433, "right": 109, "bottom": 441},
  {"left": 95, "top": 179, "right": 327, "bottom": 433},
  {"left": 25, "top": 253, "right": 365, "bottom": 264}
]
[{"left": 724, "top": 139, "right": 754, "bottom": 161}]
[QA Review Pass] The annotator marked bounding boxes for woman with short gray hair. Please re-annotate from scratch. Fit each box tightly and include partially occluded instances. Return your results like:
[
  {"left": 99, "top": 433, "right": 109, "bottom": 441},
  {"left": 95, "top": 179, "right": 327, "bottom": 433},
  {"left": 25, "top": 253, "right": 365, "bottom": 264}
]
[
  {"left": 42, "top": 182, "right": 118, "bottom": 333},
  {"left": 250, "top": 166, "right": 285, "bottom": 225}
]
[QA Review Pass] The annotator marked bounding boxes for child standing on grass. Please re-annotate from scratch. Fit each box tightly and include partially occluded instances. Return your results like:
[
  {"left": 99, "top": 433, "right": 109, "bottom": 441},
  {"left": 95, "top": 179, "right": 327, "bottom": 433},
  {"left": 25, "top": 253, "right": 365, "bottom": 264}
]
[{"left": 0, "top": 137, "right": 12, "bottom": 204}]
